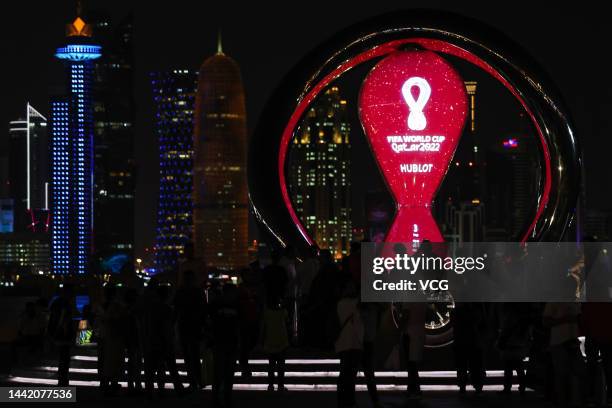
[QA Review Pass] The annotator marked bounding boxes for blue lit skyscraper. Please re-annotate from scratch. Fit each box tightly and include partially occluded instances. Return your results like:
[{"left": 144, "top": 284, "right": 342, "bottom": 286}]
[
  {"left": 50, "top": 14, "right": 101, "bottom": 274},
  {"left": 150, "top": 70, "right": 197, "bottom": 273}
]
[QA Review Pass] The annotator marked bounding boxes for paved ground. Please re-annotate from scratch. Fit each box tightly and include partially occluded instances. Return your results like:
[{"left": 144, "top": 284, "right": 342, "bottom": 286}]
[
  {"left": 0, "top": 386, "right": 553, "bottom": 408},
  {"left": 0, "top": 341, "right": 555, "bottom": 407}
]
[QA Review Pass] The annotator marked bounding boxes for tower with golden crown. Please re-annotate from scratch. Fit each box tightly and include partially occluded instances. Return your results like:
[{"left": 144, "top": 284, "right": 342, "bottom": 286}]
[{"left": 50, "top": 6, "right": 100, "bottom": 274}]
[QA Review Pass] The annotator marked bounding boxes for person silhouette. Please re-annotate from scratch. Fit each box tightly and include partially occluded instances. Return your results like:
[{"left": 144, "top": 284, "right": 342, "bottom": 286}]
[
  {"left": 174, "top": 269, "right": 205, "bottom": 391},
  {"left": 211, "top": 283, "right": 240, "bottom": 408},
  {"left": 48, "top": 284, "right": 75, "bottom": 386}
]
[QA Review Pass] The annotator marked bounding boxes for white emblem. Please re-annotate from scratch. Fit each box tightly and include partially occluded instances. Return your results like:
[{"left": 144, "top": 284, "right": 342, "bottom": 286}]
[{"left": 402, "top": 77, "right": 431, "bottom": 131}]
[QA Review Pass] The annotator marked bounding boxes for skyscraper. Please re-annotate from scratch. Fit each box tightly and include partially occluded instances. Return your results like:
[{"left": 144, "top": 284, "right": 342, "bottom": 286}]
[
  {"left": 50, "top": 13, "right": 101, "bottom": 274},
  {"left": 465, "top": 81, "right": 477, "bottom": 133},
  {"left": 193, "top": 39, "right": 248, "bottom": 270},
  {"left": 0, "top": 104, "right": 51, "bottom": 274},
  {"left": 288, "top": 86, "right": 352, "bottom": 259},
  {"left": 438, "top": 81, "right": 485, "bottom": 242},
  {"left": 489, "top": 134, "right": 540, "bottom": 239},
  {"left": 8, "top": 104, "right": 49, "bottom": 232},
  {"left": 90, "top": 12, "right": 136, "bottom": 266},
  {"left": 151, "top": 70, "right": 197, "bottom": 273}
]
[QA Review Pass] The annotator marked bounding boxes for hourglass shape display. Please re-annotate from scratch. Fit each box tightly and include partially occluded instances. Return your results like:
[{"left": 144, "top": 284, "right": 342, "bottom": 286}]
[{"left": 359, "top": 50, "right": 468, "bottom": 248}]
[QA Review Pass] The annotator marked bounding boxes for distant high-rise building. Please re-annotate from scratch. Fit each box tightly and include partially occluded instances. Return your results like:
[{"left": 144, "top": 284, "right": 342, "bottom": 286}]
[
  {"left": 485, "top": 134, "right": 539, "bottom": 240},
  {"left": 1, "top": 103, "right": 51, "bottom": 274},
  {"left": 448, "top": 81, "right": 482, "bottom": 201},
  {"left": 50, "top": 13, "right": 101, "bottom": 274},
  {"left": 151, "top": 70, "right": 196, "bottom": 273},
  {"left": 288, "top": 86, "right": 352, "bottom": 259},
  {"left": 193, "top": 39, "right": 248, "bottom": 270},
  {"left": 465, "top": 81, "right": 477, "bottom": 133},
  {"left": 89, "top": 12, "right": 136, "bottom": 266},
  {"left": 8, "top": 104, "right": 49, "bottom": 232},
  {"left": 437, "top": 80, "right": 484, "bottom": 242}
]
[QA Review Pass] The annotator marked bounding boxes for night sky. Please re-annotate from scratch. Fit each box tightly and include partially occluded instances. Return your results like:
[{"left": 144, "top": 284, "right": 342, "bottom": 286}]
[{"left": 1, "top": 1, "right": 610, "bottom": 256}]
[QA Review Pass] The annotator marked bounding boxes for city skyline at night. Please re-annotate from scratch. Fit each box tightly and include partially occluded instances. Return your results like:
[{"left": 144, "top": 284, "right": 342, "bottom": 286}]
[
  {"left": 0, "top": 4, "right": 608, "bottom": 405},
  {"left": 0, "top": 2, "right": 608, "bottom": 264},
  {"left": 2, "top": 1, "right": 610, "bottom": 258},
  {"left": 288, "top": 86, "right": 352, "bottom": 259}
]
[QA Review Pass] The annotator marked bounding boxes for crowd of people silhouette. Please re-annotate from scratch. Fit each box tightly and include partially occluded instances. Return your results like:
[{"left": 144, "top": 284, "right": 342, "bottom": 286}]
[{"left": 8, "top": 243, "right": 612, "bottom": 408}]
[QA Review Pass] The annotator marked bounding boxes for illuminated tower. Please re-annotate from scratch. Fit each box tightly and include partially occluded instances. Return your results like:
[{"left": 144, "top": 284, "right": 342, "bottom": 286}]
[
  {"left": 8, "top": 104, "right": 49, "bottom": 232},
  {"left": 0, "top": 104, "right": 51, "bottom": 275},
  {"left": 50, "top": 12, "right": 101, "bottom": 274},
  {"left": 465, "top": 81, "right": 477, "bottom": 133},
  {"left": 459, "top": 80, "right": 481, "bottom": 202},
  {"left": 151, "top": 70, "right": 197, "bottom": 273},
  {"left": 288, "top": 86, "right": 352, "bottom": 259},
  {"left": 193, "top": 38, "right": 248, "bottom": 270}
]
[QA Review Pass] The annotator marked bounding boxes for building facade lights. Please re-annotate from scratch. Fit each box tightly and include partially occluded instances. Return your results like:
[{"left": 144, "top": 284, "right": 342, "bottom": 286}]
[
  {"left": 50, "top": 14, "right": 100, "bottom": 275},
  {"left": 151, "top": 70, "right": 196, "bottom": 273}
]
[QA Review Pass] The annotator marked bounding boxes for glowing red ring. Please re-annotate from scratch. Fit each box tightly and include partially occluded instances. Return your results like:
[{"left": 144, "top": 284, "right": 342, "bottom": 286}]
[{"left": 278, "top": 38, "right": 552, "bottom": 244}]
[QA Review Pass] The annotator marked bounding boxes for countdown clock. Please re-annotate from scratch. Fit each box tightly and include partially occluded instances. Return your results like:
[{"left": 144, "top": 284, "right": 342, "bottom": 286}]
[{"left": 249, "top": 10, "right": 581, "bottom": 347}]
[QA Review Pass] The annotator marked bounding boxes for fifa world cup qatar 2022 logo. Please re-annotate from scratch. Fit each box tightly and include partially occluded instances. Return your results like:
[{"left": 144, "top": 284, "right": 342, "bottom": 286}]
[
  {"left": 248, "top": 12, "right": 581, "bottom": 347},
  {"left": 359, "top": 50, "right": 468, "bottom": 248},
  {"left": 248, "top": 11, "right": 581, "bottom": 258}
]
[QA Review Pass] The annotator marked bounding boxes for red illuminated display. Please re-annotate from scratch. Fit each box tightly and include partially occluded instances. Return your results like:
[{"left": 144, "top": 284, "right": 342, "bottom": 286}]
[
  {"left": 278, "top": 38, "right": 552, "bottom": 247},
  {"left": 359, "top": 50, "right": 467, "bottom": 247}
]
